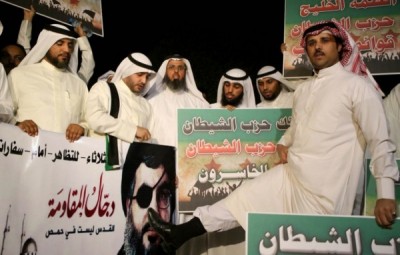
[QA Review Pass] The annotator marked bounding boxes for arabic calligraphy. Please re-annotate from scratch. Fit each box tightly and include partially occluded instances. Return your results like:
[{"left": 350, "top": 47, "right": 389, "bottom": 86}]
[
  {"left": 288, "top": 15, "right": 397, "bottom": 56},
  {"left": 45, "top": 224, "right": 115, "bottom": 239},
  {"left": 350, "top": 0, "right": 397, "bottom": 9},
  {"left": 198, "top": 163, "right": 268, "bottom": 184},
  {"left": 0, "top": 138, "right": 106, "bottom": 164},
  {"left": 258, "top": 225, "right": 400, "bottom": 254},
  {"left": 48, "top": 173, "right": 115, "bottom": 218},
  {"left": 185, "top": 139, "right": 279, "bottom": 158},
  {"left": 181, "top": 117, "right": 286, "bottom": 136},
  {"left": 0, "top": 140, "right": 24, "bottom": 156},
  {"left": 299, "top": 0, "right": 396, "bottom": 17},
  {"left": 300, "top": 0, "right": 346, "bottom": 17}
]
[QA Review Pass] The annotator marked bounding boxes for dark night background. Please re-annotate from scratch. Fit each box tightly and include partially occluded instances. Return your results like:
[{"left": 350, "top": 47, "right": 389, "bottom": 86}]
[{"left": 1, "top": 1, "right": 399, "bottom": 103}]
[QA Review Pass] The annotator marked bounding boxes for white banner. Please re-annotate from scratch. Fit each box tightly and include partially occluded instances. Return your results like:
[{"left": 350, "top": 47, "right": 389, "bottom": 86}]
[{"left": 0, "top": 123, "right": 124, "bottom": 254}]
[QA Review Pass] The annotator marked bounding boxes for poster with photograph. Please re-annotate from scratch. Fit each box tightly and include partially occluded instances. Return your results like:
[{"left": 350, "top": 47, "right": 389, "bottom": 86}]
[
  {"left": 0, "top": 0, "right": 104, "bottom": 37},
  {"left": 284, "top": 0, "right": 400, "bottom": 78},
  {"left": 177, "top": 108, "right": 292, "bottom": 212},
  {"left": 0, "top": 124, "right": 175, "bottom": 254}
]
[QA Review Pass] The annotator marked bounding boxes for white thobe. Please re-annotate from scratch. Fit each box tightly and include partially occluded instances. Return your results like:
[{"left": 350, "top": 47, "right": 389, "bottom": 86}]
[
  {"left": 196, "top": 63, "right": 398, "bottom": 233},
  {"left": 0, "top": 64, "right": 13, "bottom": 123},
  {"left": 87, "top": 79, "right": 154, "bottom": 142},
  {"left": 86, "top": 80, "right": 154, "bottom": 166},
  {"left": 148, "top": 87, "right": 210, "bottom": 147},
  {"left": 383, "top": 83, "right": 400, "bottom": 158},
  {"left": 8, "top": 60, "right": 88, "bottom": 133},
  {"left": 149, "top": 87, "right": 248, "bottom": 255},
  {"left": 256, "top": 89, "right": 294, "bottom": 108}
]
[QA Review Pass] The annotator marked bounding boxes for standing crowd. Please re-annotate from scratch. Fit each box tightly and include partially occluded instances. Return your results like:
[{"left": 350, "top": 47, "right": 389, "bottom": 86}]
[{"left": 0, "top": 8, "right": 399, "bottom": 255}]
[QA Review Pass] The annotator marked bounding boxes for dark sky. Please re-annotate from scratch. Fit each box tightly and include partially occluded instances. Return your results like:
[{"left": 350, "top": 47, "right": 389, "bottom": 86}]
[{"left": 1, "top": 1, "right": 398, "bottom": 101}]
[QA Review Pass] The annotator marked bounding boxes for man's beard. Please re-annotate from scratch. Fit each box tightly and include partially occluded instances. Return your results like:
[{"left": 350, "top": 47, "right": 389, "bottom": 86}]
[
  {"left": 123, "top": 212, "right": 167, "bottom": 255},
  {"left": 262, "top": 86, "right": 282, "bottom": 101},
  {"left": 163, "top": 76, "right": 188, "bottom": 92},
  {"left": 221, "top": 92, "right": 244, "bottom": 107},
  {"left": 45, "top": 51, "right": 70, "bottom": 69}
]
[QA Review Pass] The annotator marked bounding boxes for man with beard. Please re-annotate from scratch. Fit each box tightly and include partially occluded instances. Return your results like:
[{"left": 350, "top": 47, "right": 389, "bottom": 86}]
[
  {"left": 118, "top": 142, "right": 175, "bottom": 255},
  {"left": 86, "top": 52, "right": 156, "bottom": 168},
  {"left": 255, "top": 65, "right": 296, "bottom": 108},
  {"left": 8, "top": 23, "right": 88, "bottom": 142},
  {"left": 147, "top": 20, "right": 398, "bottom": 254},
  {"left": 146, "top": 54, "right": 209, "bottom": 147},
  {"left": 211, "top": 68, "right": 256, "bottom": 110},
  {"left": 1, "top": 6, "right": 95, "bottom": 84}
]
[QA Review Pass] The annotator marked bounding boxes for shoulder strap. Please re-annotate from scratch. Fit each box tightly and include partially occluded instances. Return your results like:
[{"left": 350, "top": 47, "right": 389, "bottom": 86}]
[
  {"left": 105, "top": 82, "right": 120, "bottom": 170},
  {"left": 108, "top": 82, "right": 120, "bottom": 118}
]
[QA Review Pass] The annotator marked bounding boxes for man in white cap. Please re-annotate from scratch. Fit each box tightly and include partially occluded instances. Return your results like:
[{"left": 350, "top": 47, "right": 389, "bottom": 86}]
[
  {"left": 0, "top": 19, "right": 14, "bottom": 123},
  {"left": 146, "top": 54, "right": 210, "bottom": 147},
  {"left": 146, "top": 20, "right": 398, "bottom": 254},
  {"left": 256, "top": 65, "right": 296, "bottom": 108},
  {"left": 211, "top": 68, "right": 256, "bottom": 110},
  {"left": 8, "top": 23, "right": 88, "bottom": 142},
  {"left": 86, "top": 52, "right": 156, "bottom": 167}
]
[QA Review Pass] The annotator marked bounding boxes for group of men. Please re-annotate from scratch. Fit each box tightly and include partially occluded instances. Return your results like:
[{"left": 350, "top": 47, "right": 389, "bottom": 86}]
[{"left": 0, "top": 17, "right": 398, "bottom": 255}]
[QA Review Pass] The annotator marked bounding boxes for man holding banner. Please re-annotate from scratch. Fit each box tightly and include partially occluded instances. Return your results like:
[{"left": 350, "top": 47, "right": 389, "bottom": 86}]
[
  {"left": 8, "top": 23, "right": 88, "bottom": 142},
  {"left": 147, "top": 20, "right": 399, "bottom": 254}
]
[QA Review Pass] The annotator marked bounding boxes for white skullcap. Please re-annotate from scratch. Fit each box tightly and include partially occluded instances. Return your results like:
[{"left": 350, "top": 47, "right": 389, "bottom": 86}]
[
  {"left": 256, "top": 66, "right": 296, "bottom": 91},
  {"left": 216, "top": 68, "right": 256, "bottom": 108},
  {"left": 19, "top": 24, "right": 78, "bottom": 73},
  {"left": 145, "top": 54, "right": 207, "bottom": 103},
  {"left": 111, "top": 52, "right": 156, "bottom": 96}
]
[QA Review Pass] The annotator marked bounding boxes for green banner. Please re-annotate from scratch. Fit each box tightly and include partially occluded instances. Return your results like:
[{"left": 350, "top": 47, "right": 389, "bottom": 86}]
[
  {"left": 284, "top": 0, "right": 400, "bottom": 77},
  {"left": 247, "top": 213, "right": 400, "bottom": 254},
  {"left": 177, "top": 108, "right": 292, "bottom": 212}
]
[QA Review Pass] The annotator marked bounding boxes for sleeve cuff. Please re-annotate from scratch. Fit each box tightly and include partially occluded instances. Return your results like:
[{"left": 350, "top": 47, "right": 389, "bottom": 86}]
[{"left": 376, "top": 177, "right": 396, "bottom": 199}]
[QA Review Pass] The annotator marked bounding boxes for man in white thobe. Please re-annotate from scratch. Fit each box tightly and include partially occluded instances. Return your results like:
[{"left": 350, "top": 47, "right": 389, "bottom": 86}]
[
  {"left": 8, "top": 24, "right": 88, "bottom": 142},
  {"left": 256, "top": 65, "right": 296, "bottom": 108},
  {"left": 211, "top": 68, "right": 256, "bottom": 110},
  {"left": 146, "top": 54, "right": 209, "bottom": 147},
  {"left": 147, "top": 20, "right": 399, "bottom": 254},
  {"left": 86, "top": 52, "right": 156, "bottom": 166}
]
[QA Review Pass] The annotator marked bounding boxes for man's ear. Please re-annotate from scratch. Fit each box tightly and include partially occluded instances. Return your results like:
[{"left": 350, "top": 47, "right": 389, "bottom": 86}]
[{"left": 337, "top": 44, "right": 343, "bottom": 55}]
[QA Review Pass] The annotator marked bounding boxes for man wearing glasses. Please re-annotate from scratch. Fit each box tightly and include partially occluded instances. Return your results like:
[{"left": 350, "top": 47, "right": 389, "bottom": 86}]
[{"left": 118, "top": 142, "right": 175, "bottom": 255}]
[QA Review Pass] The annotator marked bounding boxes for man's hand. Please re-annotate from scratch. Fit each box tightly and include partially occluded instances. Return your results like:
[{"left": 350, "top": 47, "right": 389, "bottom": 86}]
[
  {"left": 24, "top": 5, "right": 36, "bottom": 21},
  {"left": 16, "top": 120, "right": 38, "bottom": 137},
  {"left": 276, "top": 144, "right": 289, "bottom": 164},
  {"left": 74, "top": 22, "right": 86, "bottom": 37},
  {"left": 374, "top": 198, "right": 397, "bottom": 228},
  {"left": 135, "top": 127, "right": 151, "bottom": 141},
  {"left": 66, "top": 124, "right": 84, "bottom": 142}
]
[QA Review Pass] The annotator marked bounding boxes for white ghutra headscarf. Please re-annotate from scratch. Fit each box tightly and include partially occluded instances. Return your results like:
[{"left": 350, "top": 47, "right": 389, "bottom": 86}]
[
  {"left": 19, "top": 24, "right": 79, "bottom": 73},
  {"left": 111, "top": 52, "right": 156, "bottom": 96},
  {"left": 145, "top": 54, "right": 207, "bottom": 103},
  {"left": 216, "top": 68, "right": 256, "bottom": 108}
]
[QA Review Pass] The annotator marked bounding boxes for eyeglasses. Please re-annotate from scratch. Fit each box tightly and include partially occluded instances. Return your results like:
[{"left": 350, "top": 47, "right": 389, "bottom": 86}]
[
  {"left": 131, "top": 170, "right": 171, "bottom": 209},
  {"left": 167, "top": 65, "right": 186, "bottom": 72}
]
